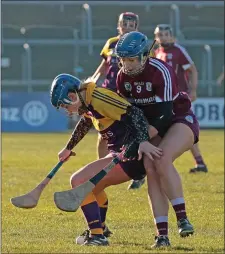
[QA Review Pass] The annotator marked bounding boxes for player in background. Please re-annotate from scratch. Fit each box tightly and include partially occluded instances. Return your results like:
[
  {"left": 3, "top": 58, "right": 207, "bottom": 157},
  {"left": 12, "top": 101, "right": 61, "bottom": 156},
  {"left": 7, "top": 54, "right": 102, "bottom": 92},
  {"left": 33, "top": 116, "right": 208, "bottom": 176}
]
[
  {"left": 91, "top": 12, "right": 151, "bottom": 189},
  {"left": 154, "top": 24, "right": 208, "bottom": 173}
]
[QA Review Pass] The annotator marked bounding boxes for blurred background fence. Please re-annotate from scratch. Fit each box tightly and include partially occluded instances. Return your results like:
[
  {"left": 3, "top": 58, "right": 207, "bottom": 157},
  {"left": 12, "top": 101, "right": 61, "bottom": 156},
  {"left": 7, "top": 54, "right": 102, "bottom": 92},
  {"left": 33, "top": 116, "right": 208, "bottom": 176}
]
[{"left": 1, "top": 1, "right": 224, "bottom": 131}]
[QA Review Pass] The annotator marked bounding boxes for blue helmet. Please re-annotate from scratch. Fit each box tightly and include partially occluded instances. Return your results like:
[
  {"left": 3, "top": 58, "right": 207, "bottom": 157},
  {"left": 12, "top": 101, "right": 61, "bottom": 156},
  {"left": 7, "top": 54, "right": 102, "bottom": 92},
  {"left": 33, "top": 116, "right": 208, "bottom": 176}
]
[
  {"left": 50, "top": 73, "right": 81, "bottom": 109},
  {"left": 115, "top": 31, "right": 150, "bottom": 75}
]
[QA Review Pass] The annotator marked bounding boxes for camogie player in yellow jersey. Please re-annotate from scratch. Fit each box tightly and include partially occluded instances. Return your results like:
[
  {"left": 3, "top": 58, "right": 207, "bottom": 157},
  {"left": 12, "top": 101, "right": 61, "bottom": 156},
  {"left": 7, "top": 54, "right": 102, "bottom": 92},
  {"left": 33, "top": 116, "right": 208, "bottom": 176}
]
[
  {"left": 50, "top": 73, "right": 162, "bottom": 246},
  {"left": 91, "top": 12, "right": 155, "bottom": 190}
]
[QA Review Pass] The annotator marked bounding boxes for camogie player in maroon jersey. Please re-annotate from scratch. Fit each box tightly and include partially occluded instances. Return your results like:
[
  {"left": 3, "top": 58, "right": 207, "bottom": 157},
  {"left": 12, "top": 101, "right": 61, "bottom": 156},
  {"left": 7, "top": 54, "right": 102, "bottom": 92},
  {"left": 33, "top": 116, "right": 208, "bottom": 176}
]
[
  {"left": 116, "top": 31, "right": 198, "bottom": 248},
  {"left": 154, "top": 24, "right": 208, "bottom": 173}
]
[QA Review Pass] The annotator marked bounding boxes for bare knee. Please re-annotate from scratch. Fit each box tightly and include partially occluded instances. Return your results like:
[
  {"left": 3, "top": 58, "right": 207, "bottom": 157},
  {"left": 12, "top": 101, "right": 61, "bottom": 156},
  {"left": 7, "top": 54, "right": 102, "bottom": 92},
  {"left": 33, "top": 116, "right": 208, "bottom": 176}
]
[
  {"left": 70, "top": 173, "right": 76, "bottom": 188},
  {"left": 144, "top": 156, "right": 157, "bottom": 175},
  {"left": 153, "top": 153, "right": 172, "bottom": 174},
  {"left": 70, "top": 173, "right": 84, "bottom": 188}
]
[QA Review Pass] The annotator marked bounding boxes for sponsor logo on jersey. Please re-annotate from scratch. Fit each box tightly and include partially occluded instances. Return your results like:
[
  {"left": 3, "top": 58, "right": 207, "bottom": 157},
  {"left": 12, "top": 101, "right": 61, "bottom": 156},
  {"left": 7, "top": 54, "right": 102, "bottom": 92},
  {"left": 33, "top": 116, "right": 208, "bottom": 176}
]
[
  {"left": 128, "top": 96, "right": 156, "bottom": 105},
  {"left": 134, "top": 81, "right": 145, "bottom": 86}
]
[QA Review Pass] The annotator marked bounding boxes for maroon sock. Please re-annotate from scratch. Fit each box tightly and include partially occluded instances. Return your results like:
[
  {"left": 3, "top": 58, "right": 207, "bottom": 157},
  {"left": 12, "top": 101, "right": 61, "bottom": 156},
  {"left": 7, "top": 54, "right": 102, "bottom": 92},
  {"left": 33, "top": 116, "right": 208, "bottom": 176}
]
[
  {"left": 154, "top": 216, "right": 168, "bottom": 236},
  {"left": 194, "top": 155, "right": 206, "bottom": 167},
  {"left": 170, "top": 198, "right": 187, "bottom": 221}
]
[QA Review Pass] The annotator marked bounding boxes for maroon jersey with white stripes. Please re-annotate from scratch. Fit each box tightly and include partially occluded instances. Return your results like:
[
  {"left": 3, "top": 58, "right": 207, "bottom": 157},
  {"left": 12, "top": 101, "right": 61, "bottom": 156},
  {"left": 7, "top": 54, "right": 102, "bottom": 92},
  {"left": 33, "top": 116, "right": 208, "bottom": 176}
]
[
  {"left": 154, "top": 43, "right": 193, "bottom": 92},
  {"left": 117, "top": 58, "right": 179, "bottom": 119}
]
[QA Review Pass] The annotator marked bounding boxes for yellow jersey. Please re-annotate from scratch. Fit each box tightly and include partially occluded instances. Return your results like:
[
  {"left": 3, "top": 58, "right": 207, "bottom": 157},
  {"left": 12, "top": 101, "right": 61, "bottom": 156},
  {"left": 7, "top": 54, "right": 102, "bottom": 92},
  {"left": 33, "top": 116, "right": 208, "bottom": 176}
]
[
  {"left": 84, "top": 82, "right": 133, "bottom": 149},
  {"left": 66, "top": 82, "right": 150, "bottom": 152},
  {"left": 85, "top": 82, "right": 130, "bottom": 131}
]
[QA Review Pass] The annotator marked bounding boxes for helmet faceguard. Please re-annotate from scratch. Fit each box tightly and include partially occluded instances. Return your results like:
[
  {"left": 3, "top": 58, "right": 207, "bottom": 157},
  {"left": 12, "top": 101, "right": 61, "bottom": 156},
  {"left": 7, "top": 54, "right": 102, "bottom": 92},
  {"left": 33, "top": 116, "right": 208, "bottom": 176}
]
[
  {"left": 115, "top": 31, "right": 150, "bottom": 76},
  {"left": 154, "top": 24, "right": 174, "bottom": 48},
  {"left": 117, "top": 12, "right": 139, "bottom": 35}
]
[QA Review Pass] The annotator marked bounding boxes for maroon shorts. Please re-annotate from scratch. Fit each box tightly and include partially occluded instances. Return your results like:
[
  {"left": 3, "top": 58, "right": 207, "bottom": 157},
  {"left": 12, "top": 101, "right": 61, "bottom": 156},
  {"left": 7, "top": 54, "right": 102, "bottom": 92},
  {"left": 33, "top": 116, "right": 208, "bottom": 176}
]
[
  {"left": 109, "top": 151, "right": 146, "bottom": 180},
  {"left": 119, "top": 159, "right": 146, "bottom": 180},
  {"left": 171, "top": 109, "right": 199, "bottom": 144}
]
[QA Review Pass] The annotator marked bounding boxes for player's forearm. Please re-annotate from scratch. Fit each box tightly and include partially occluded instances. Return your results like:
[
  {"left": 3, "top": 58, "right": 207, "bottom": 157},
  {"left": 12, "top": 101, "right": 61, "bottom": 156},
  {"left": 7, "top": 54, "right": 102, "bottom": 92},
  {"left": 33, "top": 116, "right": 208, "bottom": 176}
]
[
  {"left": 66, "top": 117, "right": 93, "bottom": 150},
  {"left": 148, "top": 125, "right": 159, "bottom": 139},
  {"left": 189, "top": 65, "right": 198, "bottom": 91},
  {"left": 92, "top": 60, "right": 107, "bottom": 82},
  {"left": 145, "top": 101, "right": 173, "bottom": 137},
  {"left": 217, "top": 73, "right": 224, "bottom": 85}
]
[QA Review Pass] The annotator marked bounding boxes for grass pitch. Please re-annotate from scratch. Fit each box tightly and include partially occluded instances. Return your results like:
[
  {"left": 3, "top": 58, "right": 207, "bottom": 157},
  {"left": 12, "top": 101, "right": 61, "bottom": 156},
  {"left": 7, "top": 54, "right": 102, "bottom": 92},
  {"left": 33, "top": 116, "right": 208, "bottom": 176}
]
[{"left": 2, "top": 130, "right": 224, "bottom": 253}]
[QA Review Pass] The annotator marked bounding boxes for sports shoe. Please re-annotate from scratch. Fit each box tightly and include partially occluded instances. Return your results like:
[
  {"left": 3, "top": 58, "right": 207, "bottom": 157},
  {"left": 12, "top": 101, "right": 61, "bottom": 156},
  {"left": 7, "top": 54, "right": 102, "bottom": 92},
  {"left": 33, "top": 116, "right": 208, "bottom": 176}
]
[
  {"left": 103, "top": 225, "right": 113, "bottom": 237},
  {"left": 151, "top": 235, "right": 171, "bottom": 248},
  {"left": 128, "top": 178, "right": 145, "bottom": 190},
  {"left": 75, "top": 226, "right": 112, "bottom": 245},
  {"left": 75, "top": 229, "right": 90, "bottom": 245},
  {"left": 178, "top": 218, "right": 194, "bottom": 237},
  {"left": 189, "top": 165, "right": 208, "bottom": 173},
  {"left": 83, "top": 235, "right": 109, "bottom": 246}
]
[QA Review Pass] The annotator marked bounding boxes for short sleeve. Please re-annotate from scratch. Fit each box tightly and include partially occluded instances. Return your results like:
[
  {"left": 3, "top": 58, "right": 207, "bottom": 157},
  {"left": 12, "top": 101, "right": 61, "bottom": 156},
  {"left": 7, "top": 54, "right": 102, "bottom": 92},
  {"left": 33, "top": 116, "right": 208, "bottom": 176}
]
[
  {"left": 177, "top": 46, "right": 194, "bottom": 70},
  {"left": 116, "top": 69, "right": 130, "bottom": 98},
  {"left": 151, "top": 61, "right": 175, "bottom": 102},
  {"left": 100, "top": 40, "right": 110, "bottom": 60},
  {"left": 91, "top": 87, "right": 130, "bottom": 121}
]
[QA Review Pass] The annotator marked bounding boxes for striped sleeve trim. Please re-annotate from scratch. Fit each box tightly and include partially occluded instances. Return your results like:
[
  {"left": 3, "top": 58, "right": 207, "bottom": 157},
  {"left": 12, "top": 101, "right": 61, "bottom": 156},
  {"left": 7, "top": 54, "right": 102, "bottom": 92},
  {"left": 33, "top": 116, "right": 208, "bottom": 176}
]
[
  {"left": 93, "top": 90, "right": 129, "bottom": 107},
  {"left": 174, "top": 43, "right": 194, "bottom": 64},
  {"left": 92, "top": 94, "right": 128, "bottom": 111},
  {"left": 150, "top": 58, "right": 173, "bottom": 101}
]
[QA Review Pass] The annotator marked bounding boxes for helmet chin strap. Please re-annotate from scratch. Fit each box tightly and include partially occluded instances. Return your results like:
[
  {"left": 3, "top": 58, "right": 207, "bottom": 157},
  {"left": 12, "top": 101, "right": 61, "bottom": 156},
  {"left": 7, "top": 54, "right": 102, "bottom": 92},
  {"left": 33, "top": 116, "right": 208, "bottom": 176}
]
[{"left": 75, "top": 89, "right": 90, "bottom": 114}]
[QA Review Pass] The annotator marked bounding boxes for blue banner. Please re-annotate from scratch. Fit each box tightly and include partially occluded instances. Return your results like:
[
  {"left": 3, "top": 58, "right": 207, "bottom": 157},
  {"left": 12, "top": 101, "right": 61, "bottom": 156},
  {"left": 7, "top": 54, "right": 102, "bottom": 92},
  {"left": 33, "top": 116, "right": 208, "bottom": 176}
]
[{"left": 2, "top": 92, "right": 68, "bottom": 132}]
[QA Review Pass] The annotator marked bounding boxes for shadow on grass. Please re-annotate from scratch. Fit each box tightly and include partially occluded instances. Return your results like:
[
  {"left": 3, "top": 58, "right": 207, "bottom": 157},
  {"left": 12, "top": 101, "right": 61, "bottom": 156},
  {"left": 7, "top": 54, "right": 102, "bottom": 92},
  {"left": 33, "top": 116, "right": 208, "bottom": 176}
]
[
  {"left": 113, "top": 241, "right": 148, "bottom": 247},
  {"left": 113, "top": 241, "right": 195, "bottom": 252},
  {"left": 172, "top": 246, "right": 195, "bottom": 251},
  {"left": 143, "top": 246, "right": 195, "bottom": 252}
]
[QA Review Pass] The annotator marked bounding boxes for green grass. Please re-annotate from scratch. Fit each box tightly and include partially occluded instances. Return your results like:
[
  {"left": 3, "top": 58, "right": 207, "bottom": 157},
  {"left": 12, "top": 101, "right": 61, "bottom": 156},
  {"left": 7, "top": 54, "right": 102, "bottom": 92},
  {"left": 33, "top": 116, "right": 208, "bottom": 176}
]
[{"left": 2, "top": 130, "right": 224, "bottom": 253}]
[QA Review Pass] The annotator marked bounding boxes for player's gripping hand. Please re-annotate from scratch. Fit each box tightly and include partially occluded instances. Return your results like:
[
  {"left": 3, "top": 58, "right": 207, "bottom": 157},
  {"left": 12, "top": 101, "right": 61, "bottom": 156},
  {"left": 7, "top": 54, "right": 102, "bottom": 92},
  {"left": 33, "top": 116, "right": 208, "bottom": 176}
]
[
  {"left": 58, "top": 148, "right": 76, "bottom": 162},
  {"left": 138, "top": 141, "right": 163, "bottom": 161}
]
